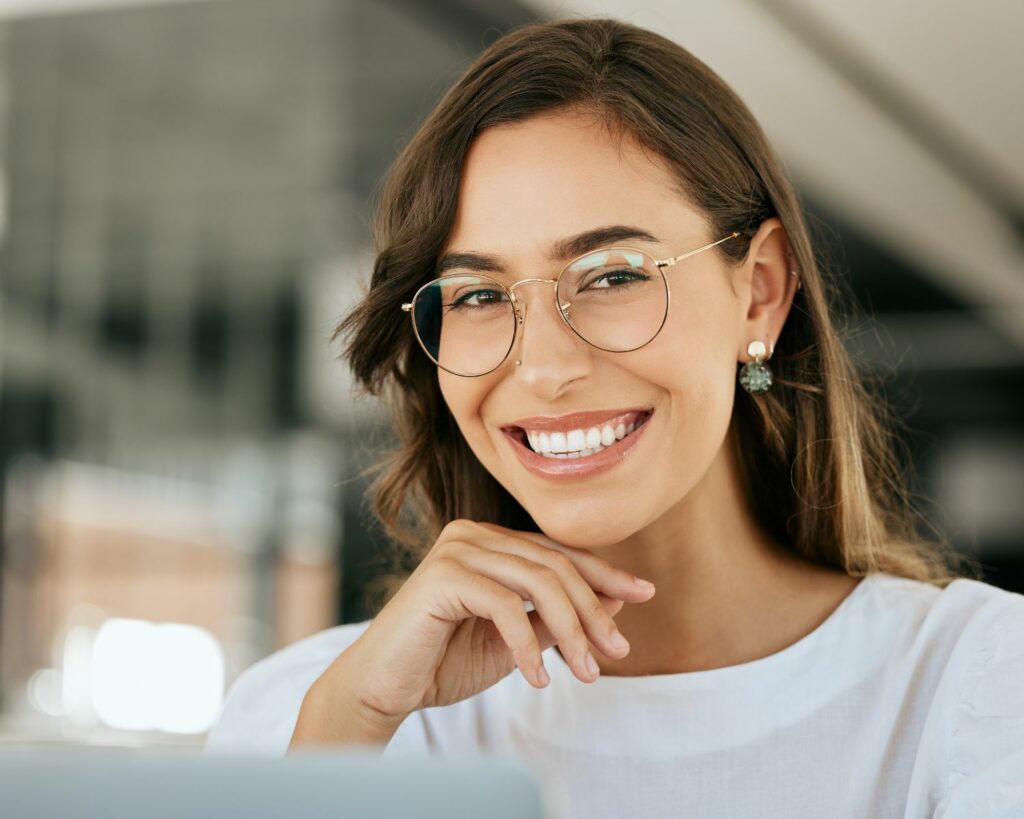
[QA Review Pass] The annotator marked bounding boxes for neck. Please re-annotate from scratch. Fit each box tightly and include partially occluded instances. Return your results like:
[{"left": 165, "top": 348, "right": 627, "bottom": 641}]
[{"left": 582, "top": 418, "right": 857, "bottom": 676}]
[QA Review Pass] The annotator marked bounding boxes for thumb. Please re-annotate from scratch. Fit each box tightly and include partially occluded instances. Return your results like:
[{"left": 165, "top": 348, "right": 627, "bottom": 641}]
[{"left": 528, "top": 592, "right": 626, "bottom": 653}]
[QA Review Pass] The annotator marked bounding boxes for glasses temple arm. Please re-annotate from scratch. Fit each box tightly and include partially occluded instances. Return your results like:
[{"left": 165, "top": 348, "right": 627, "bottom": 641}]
[{"left": 655, "top": 231, "right": 740, "bottom": 268}]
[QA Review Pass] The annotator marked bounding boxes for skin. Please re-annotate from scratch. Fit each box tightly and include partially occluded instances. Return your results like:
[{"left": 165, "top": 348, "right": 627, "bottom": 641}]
[{"left": 437, "top": 108, "right": 860, "bottom": 676}]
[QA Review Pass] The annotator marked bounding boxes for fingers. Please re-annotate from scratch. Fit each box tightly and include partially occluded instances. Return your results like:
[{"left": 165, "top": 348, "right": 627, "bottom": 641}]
[
  {"left": 526, "top": 591, "right": 625, "bottom": 656},
  {"left": 450, "top": 541, "right": 632, "bottom": 670},
  {"left": 432, "top": 558, "right": 551, "bottom": 689},
  {"left": 428, "top": 519, "right": 658, "bottom": 687},
  {"left": 473, "top": 521, "right": 657, "bottom": 603},
  {"left": 448, "top": 545, "right": 608, "bottom": 683},
  {"left": 446, "top": 521, "right": 655, "bottom": 651}
]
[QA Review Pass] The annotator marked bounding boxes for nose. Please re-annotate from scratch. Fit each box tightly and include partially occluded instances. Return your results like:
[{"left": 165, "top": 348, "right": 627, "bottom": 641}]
[{"left": 508, "top": 280, "right": 593, "bottom": 395}]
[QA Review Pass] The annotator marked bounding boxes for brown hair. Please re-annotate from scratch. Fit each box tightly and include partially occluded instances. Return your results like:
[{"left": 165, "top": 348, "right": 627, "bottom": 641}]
[{"left": 333, "top": 16, "right": 980, "bottom": 608}]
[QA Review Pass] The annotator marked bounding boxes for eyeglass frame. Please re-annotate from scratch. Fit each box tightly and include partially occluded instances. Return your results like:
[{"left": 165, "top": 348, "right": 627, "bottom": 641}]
[{"left": 401, "top": 230, "right": 771, "bottom": 377}]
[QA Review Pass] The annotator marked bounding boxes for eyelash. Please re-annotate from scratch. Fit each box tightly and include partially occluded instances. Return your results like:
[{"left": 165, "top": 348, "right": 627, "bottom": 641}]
[{"left": 445, "top": 268, "right": 648, "bottom": 311}]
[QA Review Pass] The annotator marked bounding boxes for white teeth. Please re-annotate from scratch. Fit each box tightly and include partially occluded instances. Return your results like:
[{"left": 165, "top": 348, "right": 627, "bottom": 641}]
[
  {"left": 549, "top": 431, "right": 568, "bottom": 453},
  {"left": 521, "top": 413, "right": 649, "bottom": 458}
]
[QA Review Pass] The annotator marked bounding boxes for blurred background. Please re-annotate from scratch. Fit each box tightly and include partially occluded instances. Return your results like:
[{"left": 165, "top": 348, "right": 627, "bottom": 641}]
[{"left": 0, "top": 0, "right": 1021, "bottom": 749}]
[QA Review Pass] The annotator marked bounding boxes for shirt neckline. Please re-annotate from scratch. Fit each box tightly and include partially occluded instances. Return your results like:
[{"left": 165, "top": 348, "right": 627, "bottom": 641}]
[{"left": 546, "top": 572, "right": 878, "bottom": 690}]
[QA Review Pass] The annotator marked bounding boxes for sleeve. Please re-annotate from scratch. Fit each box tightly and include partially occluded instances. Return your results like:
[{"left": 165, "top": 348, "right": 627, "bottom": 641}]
[
  {"left": 934, "top": 593, "right": 1024, "bottom": 818},
  {"left": 203, "top": 619, "right": 438, "bottom": 758},
  {"left": 203, "top": 621, "right": 372, "bottom": 757}
]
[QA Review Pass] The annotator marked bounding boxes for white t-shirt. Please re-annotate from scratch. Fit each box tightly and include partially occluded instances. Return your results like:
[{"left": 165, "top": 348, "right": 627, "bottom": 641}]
[{"left": 205, "top": 572, "right": 1024, "bottom": 818}]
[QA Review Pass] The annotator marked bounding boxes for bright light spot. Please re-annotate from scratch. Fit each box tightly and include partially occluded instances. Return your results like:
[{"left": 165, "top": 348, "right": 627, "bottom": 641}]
[
  {"left": 62, "top": 624, "right": 97, "bottom": 725},
  {"left": 91, "top": 618, "right": 225, "bottom": 734},
  {"left": 27, "top": 668, "right": 65, "bottom": 716}
]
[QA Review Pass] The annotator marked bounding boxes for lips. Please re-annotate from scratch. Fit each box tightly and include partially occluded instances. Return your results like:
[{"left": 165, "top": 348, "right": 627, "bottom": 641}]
[
  {"left": 500, "top": 408, "right": 655, "bottom": 480},
  {"left": 509, "top": 409, "right": 652, "bottom": 454},
  {"left": 501, "top": 406, "right": 655, "bottom": 434}
]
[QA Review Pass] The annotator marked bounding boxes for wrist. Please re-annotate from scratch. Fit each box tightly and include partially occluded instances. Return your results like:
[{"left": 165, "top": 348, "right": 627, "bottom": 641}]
[{"left": 289, "top": 672, "right": 409, "bottom": 750}]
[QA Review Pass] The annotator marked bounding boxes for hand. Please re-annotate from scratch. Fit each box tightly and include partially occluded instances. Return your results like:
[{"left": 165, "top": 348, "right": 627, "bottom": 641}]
[{"left": 308, "top": 519, "right": 656, "bottom": 723}]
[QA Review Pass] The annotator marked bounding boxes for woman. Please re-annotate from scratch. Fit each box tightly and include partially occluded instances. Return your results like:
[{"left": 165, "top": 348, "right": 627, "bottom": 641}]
[{"left": 206, "top": 17, "right": 1024, "bottom": 817}]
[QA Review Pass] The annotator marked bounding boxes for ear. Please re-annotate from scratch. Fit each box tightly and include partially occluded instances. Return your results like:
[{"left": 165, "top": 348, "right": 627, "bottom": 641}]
[{"left": 736, "top": 217, "right": 799, "bottom": 363}]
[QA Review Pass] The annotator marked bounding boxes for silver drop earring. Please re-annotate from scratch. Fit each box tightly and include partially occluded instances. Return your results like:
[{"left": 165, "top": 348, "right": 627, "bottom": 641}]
[{"left": 739, "top": 339, "right": 773, "bottom": 393}]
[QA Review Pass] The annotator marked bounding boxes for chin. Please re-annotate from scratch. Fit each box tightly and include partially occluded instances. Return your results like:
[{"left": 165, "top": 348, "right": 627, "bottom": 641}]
[{"left": 531, "top": 512, "right": 640, "bottom": 551}]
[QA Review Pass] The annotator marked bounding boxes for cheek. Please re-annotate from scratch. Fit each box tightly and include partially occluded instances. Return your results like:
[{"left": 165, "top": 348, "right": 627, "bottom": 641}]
[
  {"left": 633, "top": 358, "right": 736, "bottom": 464},
  {"left": 438, "top": 371, "right": 499, "bottom": 456},
  {"left": 630, "top": 308, "right": 737, "bottom": 408},
  {"left": 622, "top": 312, "right": 738, "bottom": 466}
]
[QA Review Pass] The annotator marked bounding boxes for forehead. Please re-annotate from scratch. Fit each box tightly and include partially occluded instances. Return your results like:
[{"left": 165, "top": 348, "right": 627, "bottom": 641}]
[{"left": 442, "top": 112, "right": 699, "bottom": 258}]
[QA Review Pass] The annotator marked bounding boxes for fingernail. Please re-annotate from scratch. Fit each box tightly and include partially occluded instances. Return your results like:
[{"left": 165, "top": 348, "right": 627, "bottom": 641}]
[
  {"left": 584, "top": 651, "right": 600, "bottom": 677},
  {"left": 633, "top": 577, "right": 656, "bottom": 590},
  {"left": 537, "top": 663, "right": 550, "bottom": 687},
  {"left": 608, "top": 629, "right": 629, "bottom": 652}
]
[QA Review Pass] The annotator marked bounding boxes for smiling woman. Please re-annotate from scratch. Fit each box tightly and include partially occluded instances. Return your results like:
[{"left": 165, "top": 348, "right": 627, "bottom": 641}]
[
  {"left": 205, "top": 16, "right": 1024, "bottom": 819},
  {"left": 335, "top": 23, "right": 962, "bottom": 584}
]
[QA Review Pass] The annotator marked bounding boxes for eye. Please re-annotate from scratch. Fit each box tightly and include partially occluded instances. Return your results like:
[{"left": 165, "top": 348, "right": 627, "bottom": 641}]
[
  {"left": 447, "top": 288, "right": 509, "bottom": 310},
  {"left": 584, "top": 268, "right": 650, "bottom": 290}
]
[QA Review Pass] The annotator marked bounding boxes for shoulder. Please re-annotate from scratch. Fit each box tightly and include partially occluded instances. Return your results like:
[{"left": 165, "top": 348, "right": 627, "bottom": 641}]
[
  {"left": 863, "top": 572, "right": 1021, "bottom": 639},
  {"left": 204, "top": 620, "right": 374, "bottom": 756},
  {"left": 881, "top": 575, "right": 1024, "bottom": 816},
  {"left": 862, "top": 572, "right": 1024, "bottom": 688},
  {"left": 943, "top": 578, "right": 1024, "bottom": 717},
  {"left": 940, "top": 580, "right": 1024, "bottom": 815}
]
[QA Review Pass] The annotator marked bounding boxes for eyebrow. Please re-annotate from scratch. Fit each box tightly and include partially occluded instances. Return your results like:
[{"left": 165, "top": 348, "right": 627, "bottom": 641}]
[{"left": 435, "top": 224, "right": 661, "bottom": 277}]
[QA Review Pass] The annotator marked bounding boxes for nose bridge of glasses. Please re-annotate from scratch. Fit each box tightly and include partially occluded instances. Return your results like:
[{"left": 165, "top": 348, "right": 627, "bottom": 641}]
[
  {"left": 507, "top": 277, "right": 564, "bottom": 318},
  {"left": 508, "top": 277, "right": 559, "bottom": 296}
]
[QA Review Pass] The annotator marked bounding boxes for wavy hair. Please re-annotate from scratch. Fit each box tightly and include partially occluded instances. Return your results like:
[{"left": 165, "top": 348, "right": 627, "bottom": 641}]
[{"left": 333, "top": 17, "right": 980, "bottom": 609}]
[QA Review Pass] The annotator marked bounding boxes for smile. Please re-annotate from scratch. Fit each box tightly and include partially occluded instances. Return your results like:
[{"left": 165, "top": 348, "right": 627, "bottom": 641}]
[
  {"left": 500, "top": 409, "right": 654, "bottom": 480},
  {"left": 521, "top": 409, "right": 650, "bottom": 458}
]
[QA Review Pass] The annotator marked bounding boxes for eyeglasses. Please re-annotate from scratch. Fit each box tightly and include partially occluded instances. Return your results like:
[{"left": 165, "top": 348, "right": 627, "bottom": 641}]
[{"left": 401, "top": 231, "right": 742, "bottom": 377}]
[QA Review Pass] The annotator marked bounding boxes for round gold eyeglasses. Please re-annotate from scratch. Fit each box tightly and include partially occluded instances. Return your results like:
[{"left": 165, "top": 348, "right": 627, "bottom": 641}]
[{"left": 401, "top": 231, "right": 746, "bottom": 377}]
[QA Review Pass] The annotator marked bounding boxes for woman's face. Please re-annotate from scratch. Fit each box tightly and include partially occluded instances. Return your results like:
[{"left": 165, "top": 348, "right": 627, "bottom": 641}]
[{"left": 437, "top": 110, "right": 761, "bottom": 548}]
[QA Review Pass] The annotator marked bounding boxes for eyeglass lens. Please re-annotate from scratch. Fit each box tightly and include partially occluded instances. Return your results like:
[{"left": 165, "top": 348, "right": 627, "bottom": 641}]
[{"left": 411, "top": 248, "right": 668, "bottom": 376}]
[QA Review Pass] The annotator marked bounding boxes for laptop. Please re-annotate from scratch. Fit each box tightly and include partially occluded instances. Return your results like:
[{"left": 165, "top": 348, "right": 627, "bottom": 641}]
[{"left": 0, "top": 746, "right": 559, "bottom": 819}]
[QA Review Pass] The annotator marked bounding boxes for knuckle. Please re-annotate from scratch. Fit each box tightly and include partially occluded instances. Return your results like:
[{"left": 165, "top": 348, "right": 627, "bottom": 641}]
[
  {"left": 534, "top": 565, "right": 561, "bottom": 589},
  {"left": 587, "top": 596, "right": 609, "bottom": 620},
  {"left": 441, "top": 518, "right": 473, "bottom": 541},
  {"left": 427, "top": 555, "right": 461, "bottom": 580},
  {"left": 514, "top": 646, "right": 540, "bottom": 670},
  {"left": 434, "top": 538, "right": 471, "bottom": 562},
  {"left": 548, "top": 551, "right": 575, "bottom": 574},
  {"left": 566, "top": 617, "right": 587, "bottom": 643},
  {"left": 593, "top": 556, "right": 621, "bottom": 576},
  {"left": 515, "top": 630, "right": 540, "bottom": 653},
  {"left": 496, "top": 587, "right": 527, "bottom": 612},
  {"left": 496, "top": 551, "right": 529, "bottom": 571}
]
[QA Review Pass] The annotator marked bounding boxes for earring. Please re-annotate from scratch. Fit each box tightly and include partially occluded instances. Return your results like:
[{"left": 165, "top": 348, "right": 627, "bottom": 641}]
[
  {"left": 786, "top": 253, "right": 802, "bottom": 291},
  {"left": 739, "top": 339, "right": 773, "bottom": 393}
]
